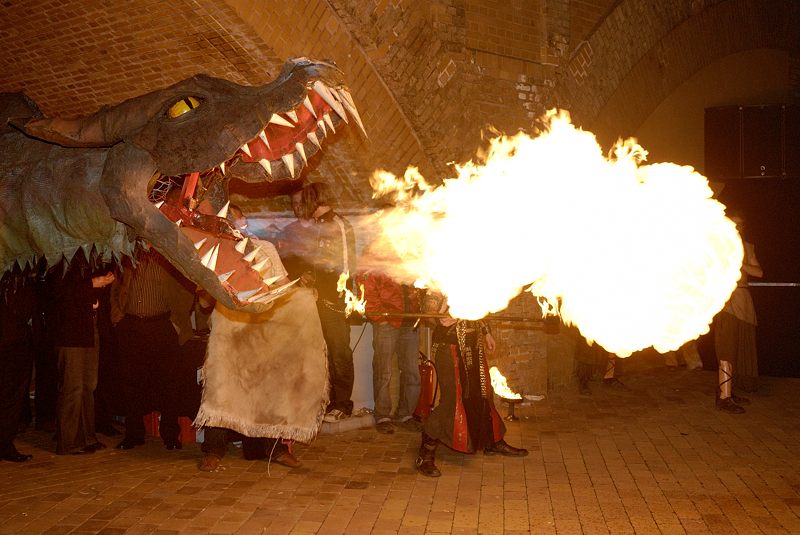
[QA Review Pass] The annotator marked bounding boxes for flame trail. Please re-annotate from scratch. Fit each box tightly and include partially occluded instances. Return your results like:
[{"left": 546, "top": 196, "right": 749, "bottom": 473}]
[
  {"left": 337, "top": 272, "right": 366, "bottom": 316},
  {"left": 489, "top": 367, "right": 522, "bottom": 400},
  {"left": 368, "top": 110, "right": 743, "bottom": 357}
]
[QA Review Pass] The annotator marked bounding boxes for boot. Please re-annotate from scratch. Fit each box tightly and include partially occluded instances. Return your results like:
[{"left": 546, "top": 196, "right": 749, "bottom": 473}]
[{"left": 414, "top": 433, "right": 441, "bottom": 477}]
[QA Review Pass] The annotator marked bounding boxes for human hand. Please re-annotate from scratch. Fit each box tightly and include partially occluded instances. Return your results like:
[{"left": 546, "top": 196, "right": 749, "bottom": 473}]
[
  {"left": 91, "top": 272, "right": 115, "bottom": 288},
  {"left": 484, "top": 332, "right": 496, "bottom": 353}
]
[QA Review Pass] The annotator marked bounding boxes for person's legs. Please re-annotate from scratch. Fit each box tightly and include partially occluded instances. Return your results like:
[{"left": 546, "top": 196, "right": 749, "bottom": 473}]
[
  {"left": 56, "top": 347, "right": 87, "bottom": 454},
  {"left": 319, "top": 305, "right": 354, "bottom": 416},
  {"left": 371, "top": 323, "right": 396, "bottom": 427},
  {"left": 153, "top": 318, "right": 182, "bottom": 448},
  {"left": 0, "top": 340, "right": 34, "bottom": 461},
  {"left": 115, "top": 318, "right": 148, "bottom": 448},
  {"left": 714, "top": 312, "right": 745, "bottom": 413},
  {"left": 80, "top": 332, "right": 100, "bottom": 447},
  {"left": 199, "top": 426, "right": 227, "bottom": 471},
  {"left": 396, "top": 324, "right": 421, "bottom": 422}
]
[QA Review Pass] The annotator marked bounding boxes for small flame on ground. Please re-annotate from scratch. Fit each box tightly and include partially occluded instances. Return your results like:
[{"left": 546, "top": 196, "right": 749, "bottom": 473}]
[
  {"left": 367, "top": 110, "right": 744, "bottom": 357},
  {"left": 490, "top": 366, "right": 522, "bottom": 400},
  {"left": 337, "top": 272, "right": 366, "bottom": 316}
]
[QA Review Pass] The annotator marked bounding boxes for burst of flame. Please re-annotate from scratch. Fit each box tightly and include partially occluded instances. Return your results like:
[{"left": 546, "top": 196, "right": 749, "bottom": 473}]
[
  {"left": 368, "top": 110, "right": 744, "bottom": 357},
  {"left": 489, "top": 366, "right": 522, "bottom": 400},
  {"left": 337, "top": 272, "right": 366, "bottom": 316}
]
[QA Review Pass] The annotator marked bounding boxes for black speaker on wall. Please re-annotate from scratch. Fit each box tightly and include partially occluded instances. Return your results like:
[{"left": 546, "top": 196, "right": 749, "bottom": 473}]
[{"left": 704, "top": 104, "right": 798, "bottom": 180}]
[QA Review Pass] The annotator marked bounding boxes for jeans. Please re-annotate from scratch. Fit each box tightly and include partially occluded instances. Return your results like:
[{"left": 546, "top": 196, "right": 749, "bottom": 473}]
[{"left": 371, "top": 323, "right": 421, "bottom": 421}]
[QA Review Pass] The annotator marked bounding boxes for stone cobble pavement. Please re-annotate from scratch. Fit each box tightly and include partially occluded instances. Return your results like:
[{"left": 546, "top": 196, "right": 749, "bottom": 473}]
[{"left": 0, "top": 367, "right": 798, "bottom": 534}]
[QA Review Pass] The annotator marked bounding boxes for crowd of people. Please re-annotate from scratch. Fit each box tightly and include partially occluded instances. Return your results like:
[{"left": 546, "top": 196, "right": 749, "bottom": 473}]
[{"left": 0, "top": 184, "right": 761, "bottom": 475}]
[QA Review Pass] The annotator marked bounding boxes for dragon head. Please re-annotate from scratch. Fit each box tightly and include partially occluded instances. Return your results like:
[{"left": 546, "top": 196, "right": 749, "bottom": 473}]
[{"left": 10, "top": 58, "right": 365, "bottom": 310}]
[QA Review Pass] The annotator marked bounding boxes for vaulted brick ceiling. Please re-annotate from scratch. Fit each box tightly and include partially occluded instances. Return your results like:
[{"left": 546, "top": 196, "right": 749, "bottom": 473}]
[{"left": 2, "top": 0, "right": 796, "bottom": 212}]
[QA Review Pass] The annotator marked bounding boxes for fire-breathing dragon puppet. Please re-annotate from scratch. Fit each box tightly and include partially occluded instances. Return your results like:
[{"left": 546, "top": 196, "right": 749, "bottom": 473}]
[{"left": 0, "top": 58, "right": 365, "bottom": 309}]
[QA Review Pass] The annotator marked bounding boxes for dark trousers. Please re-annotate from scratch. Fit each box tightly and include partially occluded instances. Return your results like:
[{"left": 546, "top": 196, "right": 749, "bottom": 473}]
[
  {"left": 201, "top": 427, "right": 286, "bottom": 459},
  {"left": 317, "top": 304, "right": 354, "bottom": 414},
  {"left": 0, "top": 339, "right": 34, "bottom": 454},
  {"left": 116, "top": 314, "right": 181, "bottom": 443},
  {"left": 56, "top": 342, "right": 99, "bottom": 453}
]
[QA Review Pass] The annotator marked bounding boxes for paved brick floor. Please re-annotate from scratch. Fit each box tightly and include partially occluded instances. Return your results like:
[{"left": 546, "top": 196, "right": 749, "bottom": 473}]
[{"left": 1, "top": 367, "right": 799, "bottom": 534}]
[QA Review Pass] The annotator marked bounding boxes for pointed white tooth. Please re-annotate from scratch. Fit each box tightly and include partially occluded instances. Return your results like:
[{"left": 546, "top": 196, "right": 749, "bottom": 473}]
[
  {"left": 337, "top": 93, "right": 367, "bottom": 138},
  {"left": 286, "top": 110, "right": 298, "bottom": 123},
  {"left": 237, "top": 288, "right": 261, "bottom": 301},
  {"left": 200, "top": 243, "right": 218, "bottom": 269},
  {"left": 241, "top": 143, "right": 252, "bottom": 157},
  {"left": 329, "top": 89, "right": 349, "bottom": 124},
  {"left": 218, "top": 270, "right": 235, "bottom": 283},
  {"left": 243, "top": 246, "right": 261, "bottom": 263},
  {"left": 234, "top": 237, "right": 249, "bottom": 254},
  {"left": 251, "top": 256, "right": 270, "bottom": 273},
  {"left": 323, "top": 113, "right": 335, "bottom": 134},
  {"left": 295, "top": 142, "right": 307, "bottom": 165},
  {"left": 317, "top": 118, "right": 326, "bottom": 136},
  {"left": 216, "top": 200, "right": 230, "bottom": 219},
  {"left": 208, "top": 244, "right": 219, "bottom": 271},
  {"left": 194, "top": 237, "right": 207, "bottom": 250},
  {"left": 262, "top": 275, "right": 281, "bottom": 286},
  {"left": 337, "top": 87, "right": 357, "bottom": 109},
  {"left": 258, "top": 130, "right": 270, "bottom": 149},
  {"left": 258, "top": 158, "right": 272, "bottom": 176},
  {"left": 176, "top": 219, "right": 182, "bottom": 227},
  {"left": 307, "top": 131, "right": 321, "bottom": 150},
  {"left": 282, "top": 154, "right": 295, "bottom": 178},
  {"left": 303, "top": 96, "right": 317, "bottom": 118},
  {"left": 220, "top": 162, "right": 226, "bottom": 175},
  {"left": 155, "top": 201, "right": 164, "bottom": 209},
  {"left": 313, "top": 81, "right": 346, "bottom": 121},
  {"left": 269, "top": 113, "right": 294, "bottom": 128}
]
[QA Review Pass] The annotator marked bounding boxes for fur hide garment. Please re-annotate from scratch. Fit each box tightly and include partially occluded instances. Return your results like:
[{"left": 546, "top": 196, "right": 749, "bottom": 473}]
[{"left": 194, "top": 286, "right": 328, "bottom": 443}]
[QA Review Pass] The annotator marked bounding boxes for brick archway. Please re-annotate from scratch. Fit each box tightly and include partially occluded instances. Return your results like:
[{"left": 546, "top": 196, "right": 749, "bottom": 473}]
[{"left": 556, "top": 0, "right": 799, "bottom": 141}]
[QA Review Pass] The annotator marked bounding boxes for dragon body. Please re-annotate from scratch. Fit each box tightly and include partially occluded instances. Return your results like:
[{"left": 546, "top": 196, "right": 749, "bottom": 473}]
[{"left": 0, "top": 58, "right": 365, "bottom": 309}]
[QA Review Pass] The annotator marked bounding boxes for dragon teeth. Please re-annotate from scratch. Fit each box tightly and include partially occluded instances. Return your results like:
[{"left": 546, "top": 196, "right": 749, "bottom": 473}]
[
  {"left": 200, "top": 243, "right": 219, "bottom": 271},
  {"left": 269, "top": 113, "right": 294, "bottom": 128},
  {"left": 285, "top": 110, "right": 298, "bottom": 123},
  {"left": 313, "top": 81, "right": 347, "bottom": 123},
  {"left": 218, "top": 270, "right": 235, "bottom": 283},
  {"left": 317, "top": 118, "right": 326, "bottom": 135},
  {"left": 262, "top": 275, "right": 281, "bottom": 286},
  {"left": 282, "top": 154, "right": 295, "bottom": 178},
  {"left": 323, "top": 113, "right": 335, "bottom": 134},
  {"left": 258, "top": 158, "right": 272, "bottom": 176},
  {"left": 234, "top": 237, "right": 248, "bottom": 254},
  {"left": 307, "top": 131, "right": 321, "bottom": 150},
  {"left": 295, "top": 142, "right": 307, "bottom": 165},
  {"left": 237, "top": 288, "right": 261, "bottom": 301},
  {"left": 220, "top": 162, "right": 226, "bottom": 175},
  {"left": 336, "top": 90, "right": 367, "bottom": 138},
  {"left": 216, "top": 200, "right": 230, "bottom": 218},
  {"left": 243, "top": 246, "right": 261, "bottom": 263},
  {"left": 303, "top": 96, "right": 317, "bottom": 118},
  {"left": 154, "top": 201, "right": 164, "bottom": 209},
  {"left": 251, "top": 256, "right": 270, "bottom": 273},
  {"left": 194, "top": 237, "right": 207, "bottom": 250},
  {"left": 241, "top": 143, "right": 252, "bottom": 157},
  {"left": 258, "top": 130, "right": 270, "bottom": 149}
]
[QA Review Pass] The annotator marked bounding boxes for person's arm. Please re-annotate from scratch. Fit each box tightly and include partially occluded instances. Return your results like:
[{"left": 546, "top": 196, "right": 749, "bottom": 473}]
[{"left": 742, "top": 242, "right": 763, "bottom": 278}]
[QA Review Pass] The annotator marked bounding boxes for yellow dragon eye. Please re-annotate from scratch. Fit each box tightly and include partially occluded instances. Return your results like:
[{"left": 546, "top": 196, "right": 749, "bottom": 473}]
[{"left": 167, "top": 96, "right": 202, "bottom": 118}]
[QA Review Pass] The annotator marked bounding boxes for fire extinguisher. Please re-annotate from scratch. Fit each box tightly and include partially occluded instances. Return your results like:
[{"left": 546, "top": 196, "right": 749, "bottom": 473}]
[{"left": 414, "top": 350, "right": 438, "bottom": 421}]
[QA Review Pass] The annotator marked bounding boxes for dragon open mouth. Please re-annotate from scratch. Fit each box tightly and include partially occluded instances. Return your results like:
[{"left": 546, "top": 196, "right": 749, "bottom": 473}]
[{"left": 147, "top": 77, "right": 365, "bottom": 307}]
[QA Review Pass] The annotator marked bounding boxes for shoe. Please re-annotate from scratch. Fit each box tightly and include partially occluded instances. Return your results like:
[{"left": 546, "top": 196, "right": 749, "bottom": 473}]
[
  {"left": 273, "top": 451, "right": 301, "bottom": 468},
  {"left": 603, "top": 378, "right": 629, "bottom": 390},
  {"left": 732, "top": 394, "right": 751, "bottom": 406},
  {"left": 115, "top": 437, "right": 145, "bottom": 450},
  {"left": 376, "top": 420, "right": 394, "bottom": 434},
  {"left": 716, "top": 397, "right": 745, "bottom": 414},
  {"left": 164, "top": 439, "right": 182, "bottom": 450},
  {"left": 1, "top": 449, "right": 32, "bottom": 462},
  {"left": 86, "top": 441, "right": 106, "bottom": 451},
  {"left": 198, "top": 454, "right": 221, "bottom": 472},
  {"left": 323, "top": 409, "right": 347, "bottom": 423},
  {"left": 415, "top": 455, "right": 441, "bottom": 477},
  {"left": 484, "top": 439, "right": 528, "bottom": 457}
]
